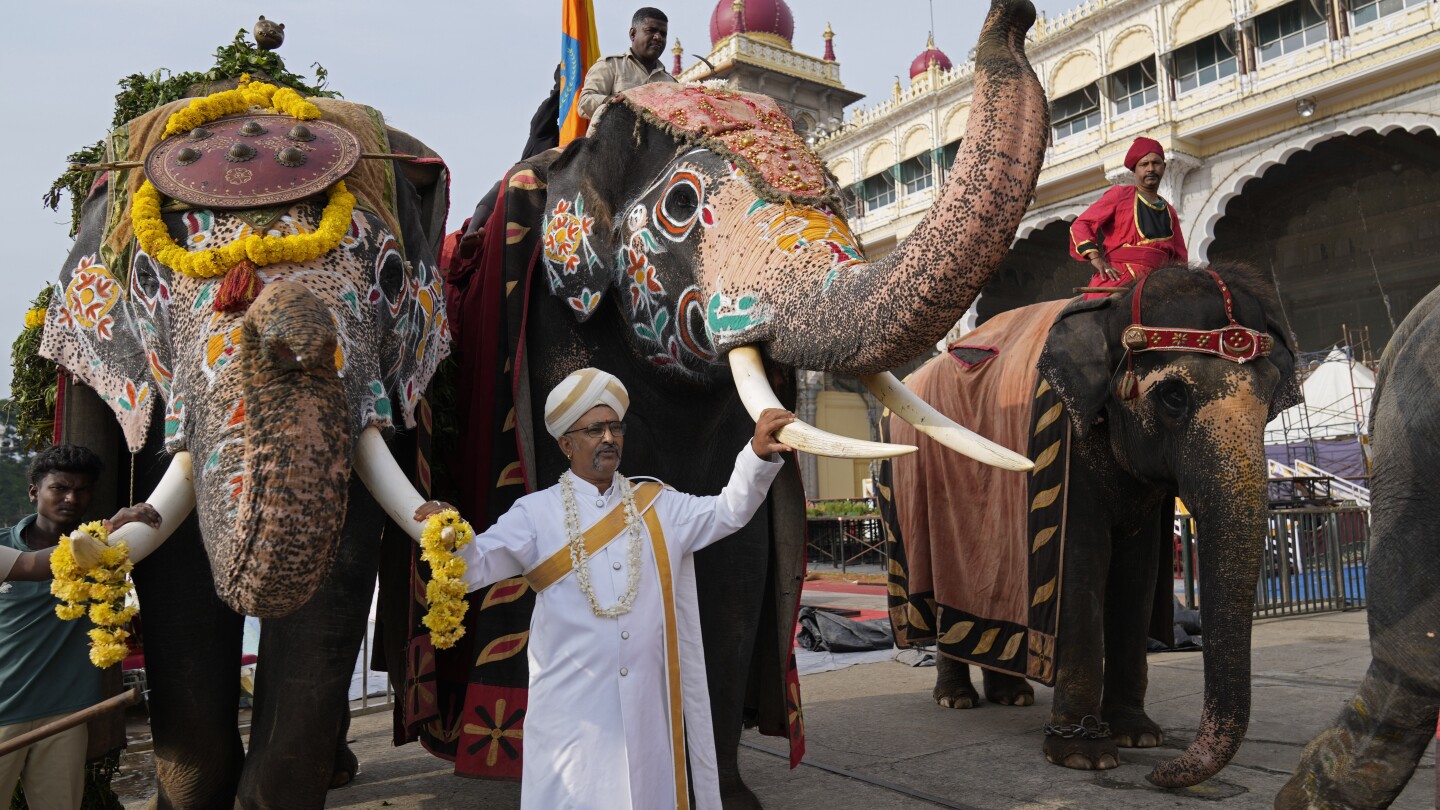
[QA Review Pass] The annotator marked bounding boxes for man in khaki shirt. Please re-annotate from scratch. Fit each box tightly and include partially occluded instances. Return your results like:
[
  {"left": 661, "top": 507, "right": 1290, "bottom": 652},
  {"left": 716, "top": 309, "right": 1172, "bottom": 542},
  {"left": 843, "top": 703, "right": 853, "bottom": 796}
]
[{"left": 578, "top": 7, "right": 678, "bottom": 120}]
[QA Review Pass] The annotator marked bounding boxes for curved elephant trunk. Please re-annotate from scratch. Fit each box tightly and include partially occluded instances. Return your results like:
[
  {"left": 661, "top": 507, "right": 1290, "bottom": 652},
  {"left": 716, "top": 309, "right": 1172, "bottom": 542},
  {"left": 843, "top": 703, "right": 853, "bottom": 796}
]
[
  {"left": 202, "top": 280, "right": 352, "bottom": 618},
  {"left": 760, "top": 0, "right": 1049, "bottom": 375},
  {"left": 1149, "top": 414, "right": 1269, "bottom": 787}
]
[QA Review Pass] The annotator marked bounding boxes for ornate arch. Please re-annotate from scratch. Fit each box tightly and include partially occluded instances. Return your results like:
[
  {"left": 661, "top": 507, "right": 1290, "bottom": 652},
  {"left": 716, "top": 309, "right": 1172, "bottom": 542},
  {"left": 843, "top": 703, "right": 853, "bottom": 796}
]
[
  {"left": 1048, "top": 49, "right": 1101, "bottom": 98},
  {"left": 900, "top": 124, "right": 934, "bottom": 160},
  {"left": 942, "top": 103, "right": 971, "bottom": 143},
  {"left": 1015, "top": 201, "right": 1091, "bottom": 243},
  {"left": 829, "top": 157, "right": 855, "bottom": 187},
  {"left": 1106, "top": 25, "right": 1157, "bottom": 72},
  {"left": 1187, "top": 111, "right": 1440, "bottom": 261},
  {"left": 1169, "top": 0, "right": 1231, "bottom": 47},
  {"left": 862, "top": 139, "right": 896, "bottom": 177}
]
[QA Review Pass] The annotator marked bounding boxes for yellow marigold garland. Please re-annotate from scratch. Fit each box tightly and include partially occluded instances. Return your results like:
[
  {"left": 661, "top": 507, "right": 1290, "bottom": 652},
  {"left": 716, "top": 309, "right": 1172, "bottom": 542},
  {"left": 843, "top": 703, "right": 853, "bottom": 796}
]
[
  {"left": 49, "top": 522, "right": 137, "bottom": 668},
  {"left": 162, "top": 74, "right": 320, "bottom": 138},
  {"left": 23, "top": 308, "right": 46, "bottom": 329},
  {"left": 131, "top": 179, "right": 355, "bottom": 279},
  {"left": 420, "top": 510, "right": 475, "bottom": 649}
]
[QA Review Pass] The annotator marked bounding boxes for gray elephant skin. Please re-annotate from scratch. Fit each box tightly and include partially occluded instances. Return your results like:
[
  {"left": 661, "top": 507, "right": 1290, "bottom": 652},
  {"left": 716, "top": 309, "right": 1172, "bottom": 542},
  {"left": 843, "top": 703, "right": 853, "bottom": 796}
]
[
  {"left": 1276, "top": 284, "right": 1440, "bottom": 808},
  {"left": 882, "top": 264, "right": 1301, "bottom": 788},
  {"left": 427, "top": 2, "right": 1051, "bottom": 805},
  {"left": 40, "top": 99, "right": 449, "bottom": 806}
]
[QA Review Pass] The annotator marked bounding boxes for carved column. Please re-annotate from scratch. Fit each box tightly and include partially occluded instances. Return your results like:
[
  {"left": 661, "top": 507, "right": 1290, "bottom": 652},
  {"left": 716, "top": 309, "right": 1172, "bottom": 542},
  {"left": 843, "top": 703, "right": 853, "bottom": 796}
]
[{"left": 1159, "top": 151, "right": 1201, "bottom": 207}]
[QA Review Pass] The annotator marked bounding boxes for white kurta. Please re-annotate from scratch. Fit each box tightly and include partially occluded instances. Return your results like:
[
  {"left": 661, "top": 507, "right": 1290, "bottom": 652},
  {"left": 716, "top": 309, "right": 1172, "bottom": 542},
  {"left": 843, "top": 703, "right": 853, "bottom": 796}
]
[{"left": 459, "top": 444, "right": 782, "bottom": 810}]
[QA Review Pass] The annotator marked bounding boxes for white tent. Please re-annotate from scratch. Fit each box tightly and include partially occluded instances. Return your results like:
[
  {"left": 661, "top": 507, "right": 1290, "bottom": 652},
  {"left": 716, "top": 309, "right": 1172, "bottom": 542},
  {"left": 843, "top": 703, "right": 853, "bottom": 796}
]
[{"left": 1265, "top": 350, "right": 1376, "bottom": 445}]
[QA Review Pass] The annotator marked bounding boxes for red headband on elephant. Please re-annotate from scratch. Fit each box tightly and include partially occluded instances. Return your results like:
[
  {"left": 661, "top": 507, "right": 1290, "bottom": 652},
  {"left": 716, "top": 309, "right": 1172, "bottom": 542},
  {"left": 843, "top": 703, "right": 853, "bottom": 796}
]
[{"left": 1115, "top": 268, "right": 1274, "bottom": 400}]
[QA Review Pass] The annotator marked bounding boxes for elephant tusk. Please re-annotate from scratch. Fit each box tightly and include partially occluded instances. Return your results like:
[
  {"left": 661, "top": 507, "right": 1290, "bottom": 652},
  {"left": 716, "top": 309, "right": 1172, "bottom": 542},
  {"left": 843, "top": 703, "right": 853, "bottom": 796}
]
[
  {"left": 105, "top": 451, "right": 197, "bottom": 565},
  {"left": 727, "top": 346, "right": 917, "bottom": 460},
  {"left": 859, "top": 371, "right": 1034, "bottom": 472},
  {"left": 353, "top": 426, "right": 430, "bottom": 543}
]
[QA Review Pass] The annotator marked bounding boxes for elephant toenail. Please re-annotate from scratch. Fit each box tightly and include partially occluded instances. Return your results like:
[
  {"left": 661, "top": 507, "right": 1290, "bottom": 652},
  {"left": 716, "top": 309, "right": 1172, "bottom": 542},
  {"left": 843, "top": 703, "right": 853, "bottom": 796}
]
[
  {"left": 1062, "top": 754, "right": 1093, "bottom": 770},
  {"left": 1098, "top": 755, "right": 1119, "bottom": 769},
  {"left": 939, "top": 698, "right": 953, "bottom": 708}
]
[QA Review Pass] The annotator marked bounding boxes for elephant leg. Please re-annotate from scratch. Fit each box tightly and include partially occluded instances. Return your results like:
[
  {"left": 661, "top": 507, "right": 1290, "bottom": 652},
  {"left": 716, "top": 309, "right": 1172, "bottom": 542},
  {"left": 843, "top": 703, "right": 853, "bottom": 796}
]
[
  {"left": 1042, "top": 511, "right": 1118, "bottom": 771},
  {"left": 1276, "top": 660, "right": 1439, "bottom": 809},
  {"left": 330, "top": 708, "right": 358, "bottom": 789},
  {"left": 131, "top": 515, "right": 246, "bottom": 810},
  {"left": 237, "top": 478, "right": 383, "bottom": 809},
  {"left": 933, "top": 655, "right": 981, "bottom": 709},
  {"left": 696, "top": 524, "right": 769, "bottom": 810},
  {"left": 1101, "top": 529, "right": 1164, "bottom": 749},
  {"left": 982, "top": 669, "right": 1034, "bottom": 707}
]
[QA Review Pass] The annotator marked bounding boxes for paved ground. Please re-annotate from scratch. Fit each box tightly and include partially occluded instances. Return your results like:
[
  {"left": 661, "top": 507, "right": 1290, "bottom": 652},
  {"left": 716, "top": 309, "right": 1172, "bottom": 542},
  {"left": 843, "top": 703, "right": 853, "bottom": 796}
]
[{"left": 115, "top": 586, "right": 1435, "bottom": 809}]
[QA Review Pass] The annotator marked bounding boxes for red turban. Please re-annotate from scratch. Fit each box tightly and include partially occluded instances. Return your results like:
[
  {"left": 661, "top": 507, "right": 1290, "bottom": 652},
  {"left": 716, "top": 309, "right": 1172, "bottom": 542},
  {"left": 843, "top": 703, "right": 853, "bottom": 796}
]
[{"left": 1125, "top": 137, "right": 1165, "bottom": 171}]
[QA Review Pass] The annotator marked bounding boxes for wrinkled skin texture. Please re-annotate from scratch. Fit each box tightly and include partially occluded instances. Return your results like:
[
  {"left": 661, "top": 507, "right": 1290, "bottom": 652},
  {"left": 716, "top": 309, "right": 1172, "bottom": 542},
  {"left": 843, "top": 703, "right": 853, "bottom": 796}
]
[
  {"left": 44, "top": 138, "right": 446, "bottom": 806},
  {"left": 894, "top": 265, "right": 1298, "bottom": 788},
  {"left": 521, "top": 3, "right": 1048, "bottom": 803},
  {"left": 1276, "top": 286, "right": 1440, "bottom": 809}
]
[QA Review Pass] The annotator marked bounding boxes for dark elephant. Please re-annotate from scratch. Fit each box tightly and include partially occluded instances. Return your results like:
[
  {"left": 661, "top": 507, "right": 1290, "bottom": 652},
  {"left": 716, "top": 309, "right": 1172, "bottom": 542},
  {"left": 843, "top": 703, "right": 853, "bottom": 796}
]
[
  {"left": 881, "top": 263, "right": 1301, "bottom": 788},
  {"left": 40, "top": 91, "right": 450, "bottom": 807},
  {"left": 426, "top": 2, "right": 1050, "bottom": 805},
  {"left": 1276, "top": 285, "right": 1440, "bottom": 808}
]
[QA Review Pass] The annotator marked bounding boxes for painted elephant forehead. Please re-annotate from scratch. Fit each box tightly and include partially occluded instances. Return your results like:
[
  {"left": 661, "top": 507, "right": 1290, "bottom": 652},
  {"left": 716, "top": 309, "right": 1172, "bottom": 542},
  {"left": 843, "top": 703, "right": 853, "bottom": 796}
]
[{"left": 617, "top": 83, "right": 838, "bottom": 208}]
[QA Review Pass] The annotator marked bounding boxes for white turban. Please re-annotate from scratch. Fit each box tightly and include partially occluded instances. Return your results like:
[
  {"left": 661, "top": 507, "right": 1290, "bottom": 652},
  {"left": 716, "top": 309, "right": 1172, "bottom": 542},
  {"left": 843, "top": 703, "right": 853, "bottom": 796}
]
[{"left": 544, "top": 368, "right": 630, "bottom": 440}]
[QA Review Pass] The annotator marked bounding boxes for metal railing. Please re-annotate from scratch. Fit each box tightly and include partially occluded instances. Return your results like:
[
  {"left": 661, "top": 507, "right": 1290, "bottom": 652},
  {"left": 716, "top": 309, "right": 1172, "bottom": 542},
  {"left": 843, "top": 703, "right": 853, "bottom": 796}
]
[
  {"left": 1175, "top": 504, "right": 1369, "bottom": 617},
  {"left": 805, "top": 498, "right": 885, "bottom": 572}
]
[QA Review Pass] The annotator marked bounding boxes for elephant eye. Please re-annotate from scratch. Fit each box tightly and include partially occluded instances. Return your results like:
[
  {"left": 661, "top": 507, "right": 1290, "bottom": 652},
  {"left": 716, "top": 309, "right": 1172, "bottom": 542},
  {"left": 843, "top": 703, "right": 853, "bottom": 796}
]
[
  {"left": 1152, "top": 378, "right": 1190, "bottom": 418},
  {"left": 655, "top": 170, "right": 703, "bottom": 237}
]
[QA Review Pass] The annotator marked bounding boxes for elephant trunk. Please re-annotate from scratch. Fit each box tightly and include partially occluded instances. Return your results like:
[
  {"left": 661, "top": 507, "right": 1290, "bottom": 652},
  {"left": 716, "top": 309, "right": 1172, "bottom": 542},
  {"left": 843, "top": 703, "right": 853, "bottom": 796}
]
[
  {"left": 759, "top": 0, "right": 1049, "bottom": 375},
  {"left": 205, "top": 280, "right": 352, "bottom": 618},
  {"left": 1148, "top": 407, "right": 1269, "bottom": 788}
]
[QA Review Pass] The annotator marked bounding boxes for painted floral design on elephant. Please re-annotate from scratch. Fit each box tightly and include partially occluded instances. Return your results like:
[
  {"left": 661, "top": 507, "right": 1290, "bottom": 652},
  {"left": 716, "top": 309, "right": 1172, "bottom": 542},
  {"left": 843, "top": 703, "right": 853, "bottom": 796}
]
[
  {"left": 58, "top": 255, "right": 120, "bottom": 340},
  {"left": 542, "top": 196, "right": 598, "bottom": 284},
  {"left": 745, "top": 199, "right": 864, "bottom": 291}
]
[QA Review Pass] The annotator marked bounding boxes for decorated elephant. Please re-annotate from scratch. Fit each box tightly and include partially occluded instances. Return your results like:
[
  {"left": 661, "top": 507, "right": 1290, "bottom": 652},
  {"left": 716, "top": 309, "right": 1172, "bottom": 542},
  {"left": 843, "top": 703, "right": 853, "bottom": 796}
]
[
  {"left": 407, "top": 2, "right": 1049, "bottom": 804},
  {"left": 1276, "top": 285, "right": 1440, "bottom": 808},
  {"left": 879, "top": 263, "right": 1302, "bottom": 788},
  {"left": 37, "top": 71, "right": 452, "bottom": 805}
]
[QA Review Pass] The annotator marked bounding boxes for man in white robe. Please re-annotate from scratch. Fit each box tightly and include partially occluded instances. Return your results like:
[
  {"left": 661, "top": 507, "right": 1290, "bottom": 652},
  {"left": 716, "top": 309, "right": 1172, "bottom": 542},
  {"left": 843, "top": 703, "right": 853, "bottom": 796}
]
[{"left": 426, "top": 367, "right": 792, "bottom": 809}]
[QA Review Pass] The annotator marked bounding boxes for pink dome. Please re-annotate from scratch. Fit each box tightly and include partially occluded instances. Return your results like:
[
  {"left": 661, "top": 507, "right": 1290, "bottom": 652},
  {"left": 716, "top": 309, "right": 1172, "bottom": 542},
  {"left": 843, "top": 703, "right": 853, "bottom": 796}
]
[
  {"left": 909, "top": 35, "right": 953, "bottom": 78},
  {"left": 711, "top": 0, "right": 796, "bottom": 47}
]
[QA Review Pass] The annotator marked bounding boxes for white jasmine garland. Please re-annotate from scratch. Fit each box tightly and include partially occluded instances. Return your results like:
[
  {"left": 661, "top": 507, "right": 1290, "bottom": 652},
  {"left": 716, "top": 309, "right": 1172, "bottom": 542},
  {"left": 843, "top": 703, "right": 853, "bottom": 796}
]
[{"left": 561, "top": 472, "right": 645, "bottom": 618}]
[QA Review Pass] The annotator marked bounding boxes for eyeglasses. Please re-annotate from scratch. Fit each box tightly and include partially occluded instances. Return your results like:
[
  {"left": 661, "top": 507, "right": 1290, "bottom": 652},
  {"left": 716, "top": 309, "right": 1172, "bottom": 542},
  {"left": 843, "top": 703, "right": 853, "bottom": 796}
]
[{"left": 563, "top": 421, "right": 627, "bottom": 439}]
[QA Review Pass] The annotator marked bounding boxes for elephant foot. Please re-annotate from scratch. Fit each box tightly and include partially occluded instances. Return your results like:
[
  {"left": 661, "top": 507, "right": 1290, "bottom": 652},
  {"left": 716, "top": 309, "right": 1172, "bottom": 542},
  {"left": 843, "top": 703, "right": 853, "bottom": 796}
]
[
  {"left": 719, "top": 773, "right": 764, "bottom": 809},
  {"left": 1274, "top": 774, "right": 1322, "bottom": 810},
  {"left": 933, "top": 656, "right": 981, "bottom": 709},
  {"left": 329, "top": 744, "right": 359, "bottom": 790},
  {"left": 1103, "top": 708, "right": 1164, "bottom": 748},
  {"left": 1042, "top": 735, "right": 1120, "bottom": 771},
  {"left": 982, "top": 671, "right": 1035, "bottom": 707}
]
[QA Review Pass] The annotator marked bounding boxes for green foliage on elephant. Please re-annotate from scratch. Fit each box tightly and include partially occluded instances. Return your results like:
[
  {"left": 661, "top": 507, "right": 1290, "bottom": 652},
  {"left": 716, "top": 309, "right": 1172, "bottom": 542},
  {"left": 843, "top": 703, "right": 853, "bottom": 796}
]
[
  {"left": 10, "top": 287, "right": 59, "bottom": 454},
  {"left": 43, "top": 28, "right": 339, "bottom": 236}
]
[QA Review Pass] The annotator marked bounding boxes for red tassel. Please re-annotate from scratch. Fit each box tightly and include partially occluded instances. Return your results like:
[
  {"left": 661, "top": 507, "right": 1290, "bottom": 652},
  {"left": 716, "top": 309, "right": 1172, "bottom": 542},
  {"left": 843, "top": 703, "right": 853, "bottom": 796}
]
[{"left": 214, "top": 260, "right": 264, "bottom": 313}]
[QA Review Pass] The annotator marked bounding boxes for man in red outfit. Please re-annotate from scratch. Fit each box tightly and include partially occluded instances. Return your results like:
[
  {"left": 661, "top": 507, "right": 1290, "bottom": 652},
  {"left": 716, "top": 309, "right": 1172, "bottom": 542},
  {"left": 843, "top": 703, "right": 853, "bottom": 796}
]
[{"left": 1069, "top": 136, "right": 1188, "bottom": 299}]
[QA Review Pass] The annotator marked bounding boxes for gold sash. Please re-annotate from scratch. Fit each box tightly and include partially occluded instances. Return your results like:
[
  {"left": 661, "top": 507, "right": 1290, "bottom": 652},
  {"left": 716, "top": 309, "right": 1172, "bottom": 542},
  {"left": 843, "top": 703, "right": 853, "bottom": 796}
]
[
  {"left": 643, "top": 506, "right": 689, "bottom": 810},
  {"left": 523, "top": 481, "right": 664, "bottom": 593}
]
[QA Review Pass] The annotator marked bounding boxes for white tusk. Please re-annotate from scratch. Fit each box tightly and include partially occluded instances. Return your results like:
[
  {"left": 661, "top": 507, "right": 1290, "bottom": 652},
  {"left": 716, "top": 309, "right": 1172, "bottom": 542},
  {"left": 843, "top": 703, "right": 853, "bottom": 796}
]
[
  {"left": 353, "top": 426, "right": 429, "bottom": 542},
  {"left": 727, "top": 346, "right": 917, "bottom": 460},
  {"left": 109, "top": 452, "right": 197, "bottom": 564},
  {"left": 860, "top": 371, "right": 1034, "bottom": 472}
]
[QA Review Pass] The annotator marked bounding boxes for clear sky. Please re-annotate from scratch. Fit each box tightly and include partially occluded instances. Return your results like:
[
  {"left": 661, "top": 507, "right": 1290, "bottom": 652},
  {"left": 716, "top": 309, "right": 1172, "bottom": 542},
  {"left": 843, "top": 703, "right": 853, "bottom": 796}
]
[{"left": 0, "top": 0, "right": 1075, "bottom": 394}]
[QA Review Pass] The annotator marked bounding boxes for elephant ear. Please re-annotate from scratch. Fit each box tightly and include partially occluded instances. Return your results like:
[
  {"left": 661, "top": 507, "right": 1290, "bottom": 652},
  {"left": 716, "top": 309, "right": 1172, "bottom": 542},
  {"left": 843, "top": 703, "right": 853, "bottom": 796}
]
[
  {"left": 39, "top": 176, "right": 175, "bottom": 452},
  {"left": 1037, "top": 295, "right": 1121, "bottom": 439},
  {"left": 539, "top": 104, "right": 675, "bottom": 322},
  {"left": 1264, "top": 316, "right": 1302, "bottom": 420}
]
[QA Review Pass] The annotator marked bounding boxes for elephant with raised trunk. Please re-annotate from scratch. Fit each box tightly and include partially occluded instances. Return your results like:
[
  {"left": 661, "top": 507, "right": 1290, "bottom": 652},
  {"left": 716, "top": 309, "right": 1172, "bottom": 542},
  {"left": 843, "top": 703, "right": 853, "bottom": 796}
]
[
  {"left": 425, "top": 2, "right": 1049, "bottom": 804},
  {"left": 39, "top": 87, "right": 452, "bottom": 806},
  {"left": 881, "top": 263, "right": 1302, "bottom": 788},
  {"left": 1276, "top": 284, "right": 1440, "bottom": 809}
]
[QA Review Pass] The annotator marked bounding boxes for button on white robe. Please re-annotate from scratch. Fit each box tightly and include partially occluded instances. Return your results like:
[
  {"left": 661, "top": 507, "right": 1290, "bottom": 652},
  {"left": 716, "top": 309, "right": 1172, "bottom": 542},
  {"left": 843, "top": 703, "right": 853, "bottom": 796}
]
[{"left": 460, "top": 444, "right": 782, "bottom": 809}]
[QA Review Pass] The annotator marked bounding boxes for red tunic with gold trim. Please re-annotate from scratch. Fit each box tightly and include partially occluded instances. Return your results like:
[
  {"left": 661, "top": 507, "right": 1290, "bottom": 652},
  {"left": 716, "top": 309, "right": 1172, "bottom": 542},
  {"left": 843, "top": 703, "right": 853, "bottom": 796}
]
[{"left": 1069, "top": 185, "right": 1187, "bottom": 299}]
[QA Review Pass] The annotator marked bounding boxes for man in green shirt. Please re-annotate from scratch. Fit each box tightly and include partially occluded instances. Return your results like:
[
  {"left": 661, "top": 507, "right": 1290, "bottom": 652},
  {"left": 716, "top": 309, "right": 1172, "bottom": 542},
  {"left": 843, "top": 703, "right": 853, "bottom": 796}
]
[{"left": 0, "top": 445, "right": 158, "bottom": 809}]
